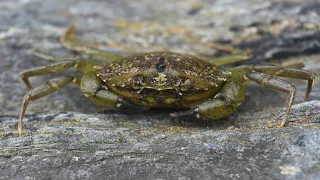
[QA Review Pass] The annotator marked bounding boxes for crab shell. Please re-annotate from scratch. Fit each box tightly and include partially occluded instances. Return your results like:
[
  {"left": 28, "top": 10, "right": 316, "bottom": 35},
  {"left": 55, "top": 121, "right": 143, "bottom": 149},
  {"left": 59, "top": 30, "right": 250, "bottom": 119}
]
[{"left": 94, "top": 52, "right": 231, "bottom": 108}]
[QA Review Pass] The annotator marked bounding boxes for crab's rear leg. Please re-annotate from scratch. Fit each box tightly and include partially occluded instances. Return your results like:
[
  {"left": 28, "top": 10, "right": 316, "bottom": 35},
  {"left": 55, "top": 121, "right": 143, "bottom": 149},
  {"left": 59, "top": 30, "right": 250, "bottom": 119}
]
[
  {"left": 198, "top": 42, "right": 251, "bottom": 66},
  {"left": 18, "top": 76, "right": 75, "bottom": 136},
  {"left": 201, "top": 50, "right": 251, "bottom": 66},
  {"left": 61, "top": 24, "right": 121, "bottom": 61}
]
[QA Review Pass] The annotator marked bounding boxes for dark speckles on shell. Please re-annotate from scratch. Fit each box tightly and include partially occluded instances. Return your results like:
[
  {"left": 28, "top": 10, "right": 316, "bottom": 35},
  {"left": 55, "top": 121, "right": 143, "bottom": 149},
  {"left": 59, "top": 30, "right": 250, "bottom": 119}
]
[
  {"left": 93, "top": 51, "right": 230, "bottom": 95},
  {"left": 156, "top": 57, "right": 166, "bottom": 72}
]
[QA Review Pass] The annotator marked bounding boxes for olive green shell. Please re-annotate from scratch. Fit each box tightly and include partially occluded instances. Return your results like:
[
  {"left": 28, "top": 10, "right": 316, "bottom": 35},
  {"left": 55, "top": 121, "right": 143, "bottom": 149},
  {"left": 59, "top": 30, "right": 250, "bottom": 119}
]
[{"left": 94, "top": 52, "right": 231, "bottom": 108}]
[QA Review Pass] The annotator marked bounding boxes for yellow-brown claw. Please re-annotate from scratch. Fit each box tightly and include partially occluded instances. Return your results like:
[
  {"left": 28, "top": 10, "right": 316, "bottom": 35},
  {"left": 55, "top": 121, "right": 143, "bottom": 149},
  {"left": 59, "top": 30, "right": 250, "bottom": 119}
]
[
  {"left": 304, "top": 75, "right": 315, "bottom": 102},
  {"left": 279, "top": 118, "right": 286, "bottom": 128},
  {"left": 18, "top": 120, "right": 22, "bottom": 136},
  {"left": 17, "top": 76, "right": 74, "bottom": 136},
  {"left": 20, "top": 73, "right": 32, "bottom": 89},
  {"left": 60, "top": 23, "right": 78, "bottom": 43}
]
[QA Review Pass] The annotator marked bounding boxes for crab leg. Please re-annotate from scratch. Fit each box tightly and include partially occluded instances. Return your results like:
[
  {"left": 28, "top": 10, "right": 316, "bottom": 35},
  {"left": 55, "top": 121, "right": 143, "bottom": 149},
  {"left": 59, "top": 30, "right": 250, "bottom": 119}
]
[
  {"left": 251, "top": 66, "right": 315, "bottom": 101},
  {"left": 231, "top": 65, "right": 315, "bottom": 101},
  {"left": 32, "top": 49, "right": 64, "bottom": 61},
  {"left": 18, "top": 76, "right": 74, "bottom": 136},
  {"left": 20, "top": 54, "right": 102, "bottom": 89},
  {"left": 20, "top": 59, "right": 79, "bottom": 89},
  {"left": 246, "top": 72, "right": 296, "bottom": 127},
  {"left": 61, "top": 24, "right": 121, "bottom": 61},
  {"left": 31, "top": 49, "right": 106, "bottom": 64},
  {"left": 199, "top": 48, "right": 251, "bottom": 66}
]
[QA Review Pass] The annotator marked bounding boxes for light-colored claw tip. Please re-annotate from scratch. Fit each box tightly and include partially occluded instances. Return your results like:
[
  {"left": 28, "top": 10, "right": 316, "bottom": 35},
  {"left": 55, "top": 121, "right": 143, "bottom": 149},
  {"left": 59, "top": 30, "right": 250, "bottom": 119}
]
[
  {"left": 304, "top": 76, "right": 315, "bottom": 102},
  {"left": 279, "top": 118, "right": 286, "bottom": 128},
  {"left": 18, "top": 121, "right": 22, "bottom": 136},
  {"left": 31, "top": 48, "right": 39, "bottom": 53},
  {"left": 66, "top": 23, "right": 78, "bottom": 36},
  {"left": 69, "top": 23, "right": 78, "bottom": 32},
  {"left": 60, "top": 23, "right": 78, "bottom": 43},
  {"left": 18, "top": 112, "right": 23, "bottom": 136}
]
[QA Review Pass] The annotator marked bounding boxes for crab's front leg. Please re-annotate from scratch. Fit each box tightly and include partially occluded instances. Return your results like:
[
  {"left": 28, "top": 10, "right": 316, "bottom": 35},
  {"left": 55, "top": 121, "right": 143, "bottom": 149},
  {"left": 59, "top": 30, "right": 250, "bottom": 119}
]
[
  {"left": 20, "top": 50, "right": 106, "bottom": 89},
  {"left": 19, "top": 76, "right": 75, "bottom": 136},
  {"left": 80, "top": 72, "right": 149, "bottom": 111},
  {"left": 171, "top": 81, "right": 245, "bottom": 121},
  {"left": 18, "top": 55, "right": 104, "bottom": 136}
]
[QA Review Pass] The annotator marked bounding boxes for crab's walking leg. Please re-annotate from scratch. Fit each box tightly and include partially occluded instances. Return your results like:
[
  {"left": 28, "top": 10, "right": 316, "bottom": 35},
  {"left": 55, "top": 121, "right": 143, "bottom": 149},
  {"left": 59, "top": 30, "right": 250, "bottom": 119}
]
[
  {"left": 197, "top": 42, "right": 251, "bottom": 66},
  {"left": 231, "top": 65, "right": 315, "bottom": 101},
  {"left": 200, "top": 49, "right": 251, "bottom": 66},
  {"left": 251, "top": 66, "right": 315, "bottom": 101},
  {"left": 32, "top": 49, "right": 105, "bottom": 65},
  {"left": 61, "top": 24, "right": 121, "bottom": 61},
  {"left": 246, "top": 73, "right": 296, "bottom": 127},
  {"left": 171, "top": 81, "right": 245, "bottom": 121},
  {"left": 32, "top": 49, "right": 63, "bottom": 62},
  {"left": 201, "top": 53, "right": 250, "bottom": 66},
  {"left": 20, "top": 59, "right": 79, "bottom": 89},
  {"left": 18, "top": 76, "right": 74, "bottom": 136},
  {"left": 20, "top": 56, "right": 101, "bottom": 89},
  {"left": 228, "top": 65, "right": 314, "bottom": 127}
]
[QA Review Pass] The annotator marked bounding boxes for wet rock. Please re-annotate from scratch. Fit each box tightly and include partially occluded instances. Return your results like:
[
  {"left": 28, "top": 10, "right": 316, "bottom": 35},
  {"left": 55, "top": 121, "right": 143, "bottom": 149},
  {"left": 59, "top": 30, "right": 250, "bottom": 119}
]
[
  {"left": 0, "top": 101, "right": 319, "bottom": 179},
  {"left": 0, "top": 0, "right": 319, "bottom": 179}
]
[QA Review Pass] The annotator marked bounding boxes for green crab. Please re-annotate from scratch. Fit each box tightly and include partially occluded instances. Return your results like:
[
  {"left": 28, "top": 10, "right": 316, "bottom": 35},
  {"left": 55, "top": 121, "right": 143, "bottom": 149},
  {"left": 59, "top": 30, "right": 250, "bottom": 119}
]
[{"left": 19, "top": 24, "right": 315, "bottom": 136}]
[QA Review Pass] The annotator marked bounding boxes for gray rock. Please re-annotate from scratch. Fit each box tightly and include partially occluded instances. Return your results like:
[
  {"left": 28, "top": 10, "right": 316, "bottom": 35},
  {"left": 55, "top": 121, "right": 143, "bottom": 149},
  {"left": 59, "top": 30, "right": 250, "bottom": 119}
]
[
  {"left": 0, "top": 101, "right": 319, "bottom": 179},
  {"left": 0, "top": 0, "right": 319, "bottom": 179}
]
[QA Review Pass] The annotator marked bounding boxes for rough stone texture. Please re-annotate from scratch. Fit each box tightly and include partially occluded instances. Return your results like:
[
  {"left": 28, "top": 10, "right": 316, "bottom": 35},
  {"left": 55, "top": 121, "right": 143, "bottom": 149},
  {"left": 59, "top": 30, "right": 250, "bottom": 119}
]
[{"left": 0, "top": 0, "right": 319, "bottom": 179}]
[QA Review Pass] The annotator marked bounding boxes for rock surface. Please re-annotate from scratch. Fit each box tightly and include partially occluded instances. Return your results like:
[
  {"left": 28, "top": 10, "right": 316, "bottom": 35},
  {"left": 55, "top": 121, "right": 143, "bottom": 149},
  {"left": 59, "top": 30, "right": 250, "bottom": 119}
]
[{"left": 0, "top": 0, "right": 319, "bottom": 179}]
